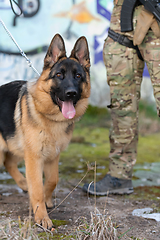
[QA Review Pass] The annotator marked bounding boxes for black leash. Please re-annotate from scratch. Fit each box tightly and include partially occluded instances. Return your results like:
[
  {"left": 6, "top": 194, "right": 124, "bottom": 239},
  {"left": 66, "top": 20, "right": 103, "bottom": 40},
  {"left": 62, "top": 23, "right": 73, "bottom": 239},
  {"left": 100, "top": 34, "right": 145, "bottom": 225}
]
[{"left": 108, "top": 28, "right": 144, "bottom": 61}]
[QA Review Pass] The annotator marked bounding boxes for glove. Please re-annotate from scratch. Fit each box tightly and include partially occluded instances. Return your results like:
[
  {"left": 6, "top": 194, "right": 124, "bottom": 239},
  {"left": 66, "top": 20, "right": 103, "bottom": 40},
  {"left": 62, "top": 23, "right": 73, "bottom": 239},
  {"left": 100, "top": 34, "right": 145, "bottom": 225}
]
[{"left": 133, "top": 7, "right": 160, "bottom": 46}]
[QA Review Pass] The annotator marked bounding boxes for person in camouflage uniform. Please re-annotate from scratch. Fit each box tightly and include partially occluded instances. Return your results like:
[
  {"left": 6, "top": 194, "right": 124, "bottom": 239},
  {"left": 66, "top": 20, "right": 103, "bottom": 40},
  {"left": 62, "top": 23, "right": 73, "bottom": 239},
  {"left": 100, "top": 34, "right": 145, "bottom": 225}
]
[{"left": 83, "top": 0, "right": 160, "bottom": 195}]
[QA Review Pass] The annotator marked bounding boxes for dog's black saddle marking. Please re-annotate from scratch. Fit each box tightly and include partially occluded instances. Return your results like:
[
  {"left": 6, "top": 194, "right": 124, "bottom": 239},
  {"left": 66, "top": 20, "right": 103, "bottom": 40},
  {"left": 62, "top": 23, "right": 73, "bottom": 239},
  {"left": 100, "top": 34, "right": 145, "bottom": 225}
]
[{"left": 0, "top": 80, "right": 27, "bottom": 140}]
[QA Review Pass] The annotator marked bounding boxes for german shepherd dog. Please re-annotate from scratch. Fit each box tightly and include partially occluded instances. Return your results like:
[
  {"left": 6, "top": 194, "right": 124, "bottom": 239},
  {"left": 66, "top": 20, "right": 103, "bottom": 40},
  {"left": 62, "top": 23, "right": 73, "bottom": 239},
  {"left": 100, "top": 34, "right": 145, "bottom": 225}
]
[{"left": 0, "top": 34, "right": 90, "bottom": 229}]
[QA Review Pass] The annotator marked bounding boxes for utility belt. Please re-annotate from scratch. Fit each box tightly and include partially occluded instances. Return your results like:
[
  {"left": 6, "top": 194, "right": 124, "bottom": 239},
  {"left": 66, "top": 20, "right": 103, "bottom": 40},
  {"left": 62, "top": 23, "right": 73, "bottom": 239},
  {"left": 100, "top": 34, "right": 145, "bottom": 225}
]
[{"left": 108, "top": 28, "right": 144, "bottom": 61}]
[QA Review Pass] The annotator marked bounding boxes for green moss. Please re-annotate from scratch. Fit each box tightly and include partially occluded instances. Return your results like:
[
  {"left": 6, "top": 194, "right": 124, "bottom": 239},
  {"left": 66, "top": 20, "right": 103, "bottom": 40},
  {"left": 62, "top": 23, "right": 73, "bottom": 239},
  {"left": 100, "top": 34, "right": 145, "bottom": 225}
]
[
  {"left": 38, "top": 219, "right": 74, "bottom": 239},
  {"left": 38, "top": 232, "right": 65, "bottom": 239},
  {"left": 51, "top": 219, "right": 68, "bottom": 227},
  {"left": 38, "top": 219, "right": 69, "bottom": 240}
]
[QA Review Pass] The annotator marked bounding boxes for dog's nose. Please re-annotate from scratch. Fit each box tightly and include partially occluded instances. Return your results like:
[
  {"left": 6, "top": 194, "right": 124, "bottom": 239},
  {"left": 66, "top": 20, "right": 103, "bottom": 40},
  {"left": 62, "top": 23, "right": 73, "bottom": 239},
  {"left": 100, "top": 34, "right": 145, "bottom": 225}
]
[{"left": 65, "top": 89, "right": 78, "bottom": 99}]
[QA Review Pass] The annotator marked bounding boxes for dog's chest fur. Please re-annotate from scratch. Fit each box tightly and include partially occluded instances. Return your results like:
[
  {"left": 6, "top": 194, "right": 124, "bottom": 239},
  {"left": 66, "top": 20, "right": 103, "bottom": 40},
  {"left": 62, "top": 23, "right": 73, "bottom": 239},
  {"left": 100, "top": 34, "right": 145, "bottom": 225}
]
[
  {"left": 7, "top": 117, "right": 74, "bottom": 161},
  {"left": 38, "top": 121, "right": 74, "bottom": 159}
]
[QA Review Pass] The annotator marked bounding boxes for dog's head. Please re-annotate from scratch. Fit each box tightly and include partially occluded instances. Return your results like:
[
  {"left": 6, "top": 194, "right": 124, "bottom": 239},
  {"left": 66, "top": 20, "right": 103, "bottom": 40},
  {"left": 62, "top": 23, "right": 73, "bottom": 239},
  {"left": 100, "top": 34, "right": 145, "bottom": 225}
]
[{"left": 34, "top": 34, "right": 90, "bottom": 121}]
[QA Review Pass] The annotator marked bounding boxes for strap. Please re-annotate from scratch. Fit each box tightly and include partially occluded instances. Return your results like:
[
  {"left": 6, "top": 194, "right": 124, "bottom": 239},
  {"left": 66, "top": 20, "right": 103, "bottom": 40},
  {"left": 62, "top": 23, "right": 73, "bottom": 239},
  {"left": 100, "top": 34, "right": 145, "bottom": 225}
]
[{"left": 108, "top": 28, "right": 144, "bottom": 61}]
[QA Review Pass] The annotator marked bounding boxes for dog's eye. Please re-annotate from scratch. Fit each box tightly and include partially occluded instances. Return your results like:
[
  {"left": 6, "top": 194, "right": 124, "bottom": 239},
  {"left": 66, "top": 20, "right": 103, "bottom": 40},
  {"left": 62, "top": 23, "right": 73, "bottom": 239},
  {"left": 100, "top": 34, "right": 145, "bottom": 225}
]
[
  {"left": 76, "top": 74, "right": 81, "bottom": 79},
  {"left": 56, "top": 73, "right": 62, "bottom": 78}
]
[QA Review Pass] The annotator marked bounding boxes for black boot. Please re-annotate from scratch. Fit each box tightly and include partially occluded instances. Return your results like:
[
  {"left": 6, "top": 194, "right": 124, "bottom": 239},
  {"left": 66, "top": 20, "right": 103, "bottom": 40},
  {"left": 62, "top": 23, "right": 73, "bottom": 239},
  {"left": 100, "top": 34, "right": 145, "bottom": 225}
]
[{"left": 82, "top": 174, "right": 133, "bottom": 196}]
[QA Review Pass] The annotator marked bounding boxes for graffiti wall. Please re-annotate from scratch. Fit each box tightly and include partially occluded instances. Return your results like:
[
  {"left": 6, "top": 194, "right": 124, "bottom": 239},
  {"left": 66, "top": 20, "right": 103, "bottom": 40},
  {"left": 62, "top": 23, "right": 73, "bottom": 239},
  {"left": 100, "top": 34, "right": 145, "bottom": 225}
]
[{"left": 0, "top": 0, "right": 153, "bottom": 107}]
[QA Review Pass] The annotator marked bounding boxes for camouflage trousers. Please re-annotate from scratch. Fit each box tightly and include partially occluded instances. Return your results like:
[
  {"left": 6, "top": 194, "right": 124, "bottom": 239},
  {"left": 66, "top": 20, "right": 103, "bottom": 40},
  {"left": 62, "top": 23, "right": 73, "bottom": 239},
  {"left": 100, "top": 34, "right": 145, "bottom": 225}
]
[{"left": 103, "top": 5, "right": 160, "bottom": 180}]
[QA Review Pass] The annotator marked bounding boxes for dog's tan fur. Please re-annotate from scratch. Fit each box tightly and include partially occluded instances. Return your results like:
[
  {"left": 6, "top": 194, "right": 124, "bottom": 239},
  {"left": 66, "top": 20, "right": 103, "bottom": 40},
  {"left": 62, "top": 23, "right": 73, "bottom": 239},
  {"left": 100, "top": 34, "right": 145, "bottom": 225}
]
[{"left": 0, "top": 34, "right": 90, "bottom": 229}]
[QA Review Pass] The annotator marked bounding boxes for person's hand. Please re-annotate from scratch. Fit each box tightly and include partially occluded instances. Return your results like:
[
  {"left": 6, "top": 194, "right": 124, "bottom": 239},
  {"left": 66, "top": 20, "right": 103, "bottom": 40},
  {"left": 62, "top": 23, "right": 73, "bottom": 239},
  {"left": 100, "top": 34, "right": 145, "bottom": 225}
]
[{"left": 133, "top": 7, "right": 160, "bottom": 46}]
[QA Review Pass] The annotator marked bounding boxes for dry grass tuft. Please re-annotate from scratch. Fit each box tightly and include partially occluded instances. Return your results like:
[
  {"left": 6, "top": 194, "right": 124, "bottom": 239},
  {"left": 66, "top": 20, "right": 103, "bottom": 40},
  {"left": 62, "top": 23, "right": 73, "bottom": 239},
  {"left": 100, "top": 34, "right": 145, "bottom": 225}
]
[
  {"left": 73, "top": 208, "right": 118, "bottom": 240},
  {"left": 0, "top": 216, "right": 44, "bottom": 240}
]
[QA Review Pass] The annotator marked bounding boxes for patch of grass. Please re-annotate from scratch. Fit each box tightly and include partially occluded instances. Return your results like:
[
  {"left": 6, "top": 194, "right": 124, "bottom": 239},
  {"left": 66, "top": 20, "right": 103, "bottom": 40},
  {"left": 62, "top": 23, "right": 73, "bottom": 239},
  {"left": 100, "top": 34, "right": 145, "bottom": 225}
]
[
  {"left": 0, "top": 209, "right": 119, "bottom": 240},
  {"left": 71, "top": 208, "right": 118, "bottom": 240},
  {"left": 60, "top": 102, "right": 160, "bottom": 183},
  {"left": 76, "top": 105, "right": 110, "bottom": 128},
  {"left": 38, "top": 232, "right": 65, "bottom": 239},
  {"left": 118, "top": 226, "right": 134, "bottom": 239},
  {"left": 127, "top": 186, "right": 160, "bottom": 201},
  {"left": 0, "top": 217, "right": 71, "bottom": 240},
  {"left": 137, "top": 133, "right": 160, "bottom": 164},
  {"left": 60, "top": 127, "right": 110, "bottom": 182},
  {"left": 0, "top": 217, "right": 38, "bottom": 240},
  {"left": 51, "top": 219, "right": 68, "bottom": 228},
  {"left": 139, "top": 100, "right": 158, "bottom": 119}
]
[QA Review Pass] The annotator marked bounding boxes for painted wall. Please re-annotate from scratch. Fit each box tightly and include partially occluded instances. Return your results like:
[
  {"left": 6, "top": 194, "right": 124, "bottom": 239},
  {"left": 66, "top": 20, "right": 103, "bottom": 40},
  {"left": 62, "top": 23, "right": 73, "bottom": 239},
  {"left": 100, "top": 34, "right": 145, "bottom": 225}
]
[{"left": 0, "top": 0, "right": 153, "bottom": 107}]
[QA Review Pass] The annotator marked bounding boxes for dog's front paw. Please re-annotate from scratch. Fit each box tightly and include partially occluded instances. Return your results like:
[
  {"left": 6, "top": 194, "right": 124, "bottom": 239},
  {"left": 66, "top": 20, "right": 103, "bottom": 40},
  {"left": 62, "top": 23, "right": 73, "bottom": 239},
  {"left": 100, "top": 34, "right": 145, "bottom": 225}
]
[{"left": 35, "top": 215, "right": 53, "bottom": 230}]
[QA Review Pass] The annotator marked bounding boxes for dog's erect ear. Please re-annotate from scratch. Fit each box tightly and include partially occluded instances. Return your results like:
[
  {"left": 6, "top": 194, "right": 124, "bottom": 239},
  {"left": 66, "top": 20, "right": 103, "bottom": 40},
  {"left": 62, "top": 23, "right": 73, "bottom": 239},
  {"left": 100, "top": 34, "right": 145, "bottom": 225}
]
[
  {"left": 43, "top": 34, "right": 66, "bottom": 69},
  {"left": 70, "top": 36, "right": 90, "bottom": 70}
]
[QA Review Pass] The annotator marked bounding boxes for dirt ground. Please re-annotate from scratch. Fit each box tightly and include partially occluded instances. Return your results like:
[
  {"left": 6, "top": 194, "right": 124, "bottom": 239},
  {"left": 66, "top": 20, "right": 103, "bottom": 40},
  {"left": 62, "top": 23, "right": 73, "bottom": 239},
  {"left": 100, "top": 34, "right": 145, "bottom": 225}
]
[{"left": 0, "top": 179, "right": 160, "bottom": 240}]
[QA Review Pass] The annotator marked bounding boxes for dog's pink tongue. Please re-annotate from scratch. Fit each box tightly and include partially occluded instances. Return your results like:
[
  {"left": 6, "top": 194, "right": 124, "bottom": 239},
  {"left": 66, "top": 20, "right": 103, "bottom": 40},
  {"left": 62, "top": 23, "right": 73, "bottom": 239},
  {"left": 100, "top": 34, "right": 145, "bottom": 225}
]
[{"left": 62, "top": 101, "right": 76, "bottom": 119}]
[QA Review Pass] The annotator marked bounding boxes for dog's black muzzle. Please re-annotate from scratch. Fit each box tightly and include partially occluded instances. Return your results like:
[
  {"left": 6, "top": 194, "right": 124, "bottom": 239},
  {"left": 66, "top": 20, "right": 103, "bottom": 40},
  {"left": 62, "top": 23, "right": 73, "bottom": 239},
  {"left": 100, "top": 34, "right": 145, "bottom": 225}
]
[{"left": 65, "top": 87, "right": 78, "bottom": 101}]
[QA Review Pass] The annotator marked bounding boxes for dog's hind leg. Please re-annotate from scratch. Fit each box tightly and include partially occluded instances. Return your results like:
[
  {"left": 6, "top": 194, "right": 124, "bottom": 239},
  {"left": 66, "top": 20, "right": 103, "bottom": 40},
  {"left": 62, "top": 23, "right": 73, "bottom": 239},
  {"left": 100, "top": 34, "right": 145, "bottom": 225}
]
[
  {"left": 4, "top": 152, "right": 28, "bottom": 191},
  {"left": 44, "top": 155, "right": 60, "bottom": 208}
]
